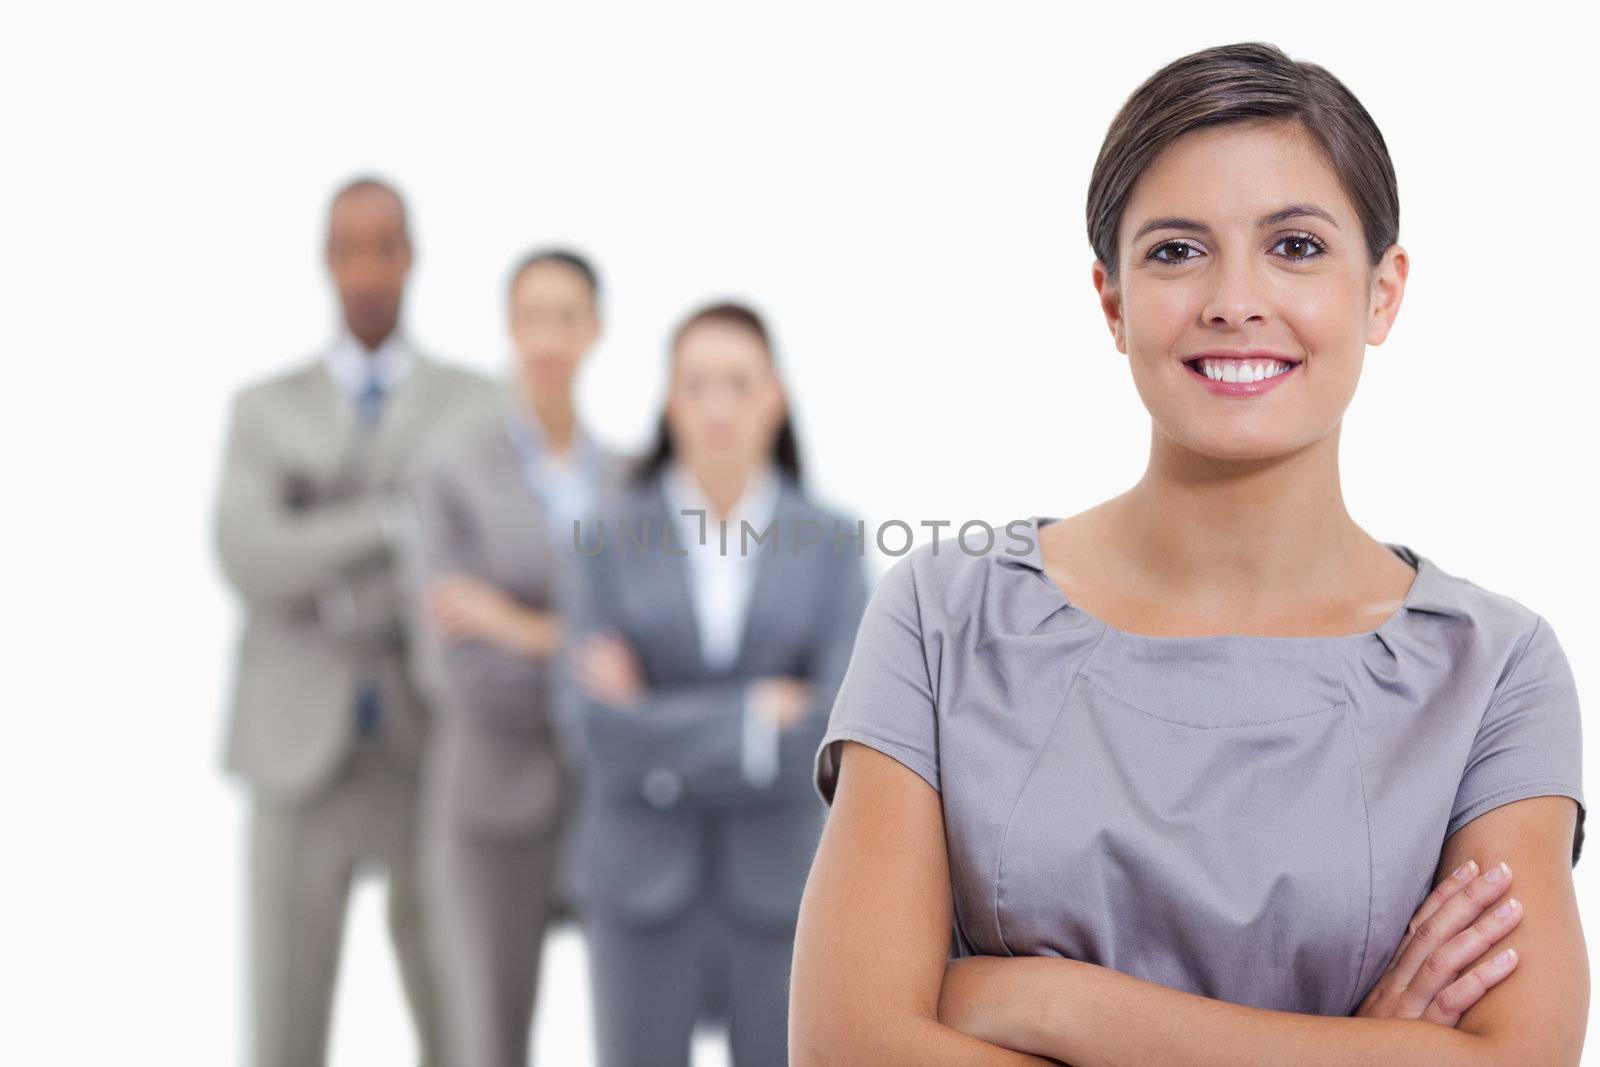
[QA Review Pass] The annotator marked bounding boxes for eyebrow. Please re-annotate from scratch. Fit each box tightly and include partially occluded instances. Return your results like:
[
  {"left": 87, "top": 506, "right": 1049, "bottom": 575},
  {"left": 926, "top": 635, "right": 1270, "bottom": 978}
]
[{"left": 1130, "top": 203, "right": 1342, "bottom": 243}]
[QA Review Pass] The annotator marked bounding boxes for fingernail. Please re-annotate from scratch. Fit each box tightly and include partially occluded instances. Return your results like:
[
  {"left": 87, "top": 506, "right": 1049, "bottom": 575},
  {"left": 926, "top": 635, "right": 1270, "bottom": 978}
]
[
  {"left": 1494, "top": 948, "right": 1516, "bottom": 967},
  {"left": 1485, "top": 862, "right": 1508, "bottom": 883},
  {"left": 1495, "top": 897, "right": 1519, "bottom": 918},
  {"left": 1452, "top": 860, "right": 1476, "bottom": 880}
]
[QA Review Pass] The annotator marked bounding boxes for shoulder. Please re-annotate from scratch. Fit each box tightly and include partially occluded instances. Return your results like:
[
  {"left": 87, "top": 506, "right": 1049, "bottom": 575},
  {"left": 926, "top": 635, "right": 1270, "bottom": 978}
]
[
  {"left": 408, "top": 356, "right": 504, "bottom": 439},
  {"left": 413, "top": 417, "right": 510, "bottom": 483},
  {"left": 570, "top": 477, "right": 659, "bottom": 581},
  {"left": 226, "top": 356, "right": 325, "bottom": 415},
  {"left": 905, "top": 517, "right": 1040, "bottom": 593},
  {"left": 783, "top": 483, "right": 861, "bottom": 537},
  {"left": 585, "top": 474, "right": 662, "bottom": 537},
  {"left": 593, "top": 446, "right": 640, "bottom": 493},
  {"left": 775, "top": 485, "right": 872, "bottom": 582},
  {"left": 1405, "top": 551, "right": 1555, "bottom": 678},
  {"left": 410, "top": 353, "right": 499, "bottom": 403},
  {"left": 864, "top": 517, "right": 1044, "bottom": 630}
]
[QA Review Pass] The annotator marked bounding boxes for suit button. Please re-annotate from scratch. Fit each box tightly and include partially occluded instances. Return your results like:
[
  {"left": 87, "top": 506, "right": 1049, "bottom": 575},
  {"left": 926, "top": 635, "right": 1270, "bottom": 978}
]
[{"left": 640, "top": 767, "right": 682, "bottom": 809}]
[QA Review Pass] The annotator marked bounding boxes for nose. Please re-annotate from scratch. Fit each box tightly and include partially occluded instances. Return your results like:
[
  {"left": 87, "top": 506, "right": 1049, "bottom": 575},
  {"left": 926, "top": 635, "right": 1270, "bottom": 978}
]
[{"left": 1199, "top": 254, "right": 1269, "bottom": 329}]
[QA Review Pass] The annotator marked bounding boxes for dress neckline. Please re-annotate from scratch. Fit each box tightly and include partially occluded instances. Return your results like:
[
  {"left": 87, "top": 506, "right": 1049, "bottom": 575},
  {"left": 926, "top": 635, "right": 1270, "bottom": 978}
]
[{"left": 1020, "top": 515, "right": 1431, "bottom": 646}]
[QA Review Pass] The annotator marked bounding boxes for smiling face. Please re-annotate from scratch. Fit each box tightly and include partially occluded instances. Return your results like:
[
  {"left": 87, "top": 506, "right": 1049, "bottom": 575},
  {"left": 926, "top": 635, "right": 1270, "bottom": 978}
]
[
  {"left": 1094, "top": 119, "right": 1407, "bottom": 461},
  {"left": 508, "top": 259, "right": 600, "bottom": 395},
  {"left": 665, "top": 318, "right": 788, "bottom": 480}
]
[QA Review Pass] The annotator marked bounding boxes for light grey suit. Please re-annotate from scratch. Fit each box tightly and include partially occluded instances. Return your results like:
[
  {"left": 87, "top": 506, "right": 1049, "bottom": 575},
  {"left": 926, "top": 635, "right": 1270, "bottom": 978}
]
[
  {"left": 557, "top": 469, "right": 869, "bottom": 1067},
  {"left": 213, "top": 346, "right": 499, "bottom": 1067},
  {"left": 401, "top": 404, "right": 630, "bottom": 1067}
]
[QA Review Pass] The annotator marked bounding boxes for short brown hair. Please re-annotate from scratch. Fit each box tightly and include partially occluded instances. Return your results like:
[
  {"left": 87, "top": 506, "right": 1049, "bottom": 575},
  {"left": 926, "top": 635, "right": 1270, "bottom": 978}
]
[{"left": 1086, "top": 42, "right": 1399, "bottom": 280}]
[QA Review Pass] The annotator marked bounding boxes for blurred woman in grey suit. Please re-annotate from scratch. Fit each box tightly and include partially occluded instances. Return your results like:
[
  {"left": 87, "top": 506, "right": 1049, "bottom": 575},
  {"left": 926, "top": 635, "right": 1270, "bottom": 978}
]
[
  {"left": 560, "top": 301, "right": 869, "bottom": 1066},
  {"left": 404, "top": 249, "right": 629, "bottom": 1067}
]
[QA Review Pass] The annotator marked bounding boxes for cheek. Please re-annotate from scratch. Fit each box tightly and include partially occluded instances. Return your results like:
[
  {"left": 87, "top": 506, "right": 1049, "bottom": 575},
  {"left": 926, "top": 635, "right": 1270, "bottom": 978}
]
[
  {"left": 1281, "top": 286, "right": 1358, "bottom": 348},
  {"left": 1122, "top": 279, "right": 1195, "bottom": 343}
]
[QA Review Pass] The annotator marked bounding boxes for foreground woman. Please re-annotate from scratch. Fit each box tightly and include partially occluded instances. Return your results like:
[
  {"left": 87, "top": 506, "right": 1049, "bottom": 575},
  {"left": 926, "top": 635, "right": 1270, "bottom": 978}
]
[{"left": 792, "top": 42, "right": 1586, "bottom": 1065}]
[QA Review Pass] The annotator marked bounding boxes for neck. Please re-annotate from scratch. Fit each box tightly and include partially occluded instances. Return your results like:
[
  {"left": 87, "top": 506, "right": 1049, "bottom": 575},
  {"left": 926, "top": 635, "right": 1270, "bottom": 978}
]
[
  {"left": 520, "top": 381, "right": 576, "bottom": 455},
  {"left": 1114, "top": 427, "right": 1365, "bottom": 602},
  {"left": 350, "top": 323, "right": 397, "bottom": 353},
  {"left": 687, "top": 462, "right": 762, "bottom": 522}
]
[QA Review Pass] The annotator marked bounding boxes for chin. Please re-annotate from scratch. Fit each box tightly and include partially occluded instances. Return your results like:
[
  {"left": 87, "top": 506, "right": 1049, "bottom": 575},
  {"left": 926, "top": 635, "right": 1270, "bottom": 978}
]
[{"left": 1175, "top": 427, "right": 1304, "bottom": 462}]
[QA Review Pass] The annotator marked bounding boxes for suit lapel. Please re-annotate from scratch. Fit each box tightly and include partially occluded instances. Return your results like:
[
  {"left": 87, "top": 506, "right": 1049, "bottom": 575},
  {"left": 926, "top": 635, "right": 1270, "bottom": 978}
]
[
  {"left": 365, "top": 355, "right": 441, "bottom": 478},
  {"left": 642, "top": 477, "right": 710, "bottom": 674},
  {"left": 297, "top": 361, "right": 369, "bottom": 489},
  {"left": 731, "top": 479, "right": 795, "bottom": 674}
]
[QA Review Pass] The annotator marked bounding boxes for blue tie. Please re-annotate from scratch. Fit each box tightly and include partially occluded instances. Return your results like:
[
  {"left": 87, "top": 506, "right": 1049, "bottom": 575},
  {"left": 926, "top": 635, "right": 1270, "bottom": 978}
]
[
  {"left": 355, "top": 680, "right": 383, "bottom": 736},
  {"left": 357, "top": 371, "right": 386, "bottom": 431},
  {"left": 355, "top": 371, "right": 385, "bottom": 732}
]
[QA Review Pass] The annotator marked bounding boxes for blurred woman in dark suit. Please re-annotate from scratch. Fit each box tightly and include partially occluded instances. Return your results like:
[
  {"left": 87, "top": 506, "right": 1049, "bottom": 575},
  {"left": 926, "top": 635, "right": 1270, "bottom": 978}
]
[
  {"left": 559, "top": 301, "right": 869, "bottom": 1066},
  {"left": 404, "top": 249, "right": 629, "bottom": 1067}
]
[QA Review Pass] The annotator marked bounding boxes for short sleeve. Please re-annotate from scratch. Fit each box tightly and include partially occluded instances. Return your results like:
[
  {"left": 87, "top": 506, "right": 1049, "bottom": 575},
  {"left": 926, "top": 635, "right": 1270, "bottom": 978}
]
[
  {"left": 1447, "top": 614, "right": 1588, "bottom": 866},
  {"left": 813, "top": 553, "right": 940, "bottom": 806}
]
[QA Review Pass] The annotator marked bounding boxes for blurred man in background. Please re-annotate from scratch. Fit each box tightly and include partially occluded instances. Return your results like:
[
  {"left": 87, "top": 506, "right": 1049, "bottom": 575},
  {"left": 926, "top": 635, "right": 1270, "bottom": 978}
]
[{"left": 212, "top": 175, "right": 498, "bottom": 1067}]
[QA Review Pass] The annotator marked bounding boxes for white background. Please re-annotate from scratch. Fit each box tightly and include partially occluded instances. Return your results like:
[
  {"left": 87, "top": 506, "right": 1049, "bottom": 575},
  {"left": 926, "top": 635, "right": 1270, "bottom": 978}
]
[{"left": 3, "top": 2, "right": 1596, "bottom": 1063}]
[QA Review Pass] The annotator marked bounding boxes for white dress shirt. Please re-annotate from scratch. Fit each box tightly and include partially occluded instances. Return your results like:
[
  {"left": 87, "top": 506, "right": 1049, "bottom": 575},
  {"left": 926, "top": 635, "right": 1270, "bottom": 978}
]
[
  {"left": 323, "top": 326, "right": 416, "bottom": 407},
  {"left": 660, "top": 459, "right": 785, "bottom": 787}
]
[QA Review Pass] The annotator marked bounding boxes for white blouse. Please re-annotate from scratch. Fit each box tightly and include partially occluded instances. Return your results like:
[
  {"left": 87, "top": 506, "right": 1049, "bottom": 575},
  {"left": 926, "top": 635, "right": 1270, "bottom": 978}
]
[{"left": 660, "top": 459, "right": 784, "bottom": 786}]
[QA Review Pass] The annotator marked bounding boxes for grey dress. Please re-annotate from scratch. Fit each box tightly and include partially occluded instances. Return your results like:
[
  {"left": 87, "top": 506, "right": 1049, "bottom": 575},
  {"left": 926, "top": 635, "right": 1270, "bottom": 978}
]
[{"left": 813, "top": 516, "right": 1587, "bottom": 1018}]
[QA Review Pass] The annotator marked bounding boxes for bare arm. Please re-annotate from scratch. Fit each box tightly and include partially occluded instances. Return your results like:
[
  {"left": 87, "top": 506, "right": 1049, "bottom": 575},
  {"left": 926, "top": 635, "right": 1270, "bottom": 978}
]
[
  {"left": 935, "top": 795, "right": 1586, "bottom": 1065},
  {"left": 789, "top": 740, "right": 1058, "bottom": 1065}
]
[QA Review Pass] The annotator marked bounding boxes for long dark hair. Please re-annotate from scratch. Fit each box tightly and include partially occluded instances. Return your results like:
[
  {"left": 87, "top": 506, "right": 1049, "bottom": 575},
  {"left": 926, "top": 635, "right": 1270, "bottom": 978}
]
[{"left": 631, "top": 300, "right": 804, "bottom": 488}]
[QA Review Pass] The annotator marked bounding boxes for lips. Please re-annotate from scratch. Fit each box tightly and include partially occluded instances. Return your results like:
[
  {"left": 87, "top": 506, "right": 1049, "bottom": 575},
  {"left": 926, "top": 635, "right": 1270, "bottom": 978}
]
[{"left": 1181, "top": 353, "right": 1300, "bottom": 395}]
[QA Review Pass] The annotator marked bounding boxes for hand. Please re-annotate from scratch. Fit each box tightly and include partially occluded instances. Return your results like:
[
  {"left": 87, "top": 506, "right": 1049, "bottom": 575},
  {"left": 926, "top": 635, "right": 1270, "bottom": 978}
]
[
  {"left": 427, "top": 574, "right": 516, "bottom": 637},
  {"left": 426, "top": 575, "right": 560, "bottom": 656},
  {"left": 1354, "top": 858, "right": 1523, "bottom": 1025},
  {"left": 750, "top": 677, "right": 813, "bottom": 730},
  {"left": 573, "top": 629, "right": 646, "bottom": 709}
]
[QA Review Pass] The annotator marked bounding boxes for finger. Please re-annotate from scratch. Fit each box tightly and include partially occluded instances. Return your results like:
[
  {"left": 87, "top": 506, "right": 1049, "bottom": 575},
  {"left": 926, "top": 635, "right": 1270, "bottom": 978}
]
[
  {"left": 1419, "top": 945, "right": 1519, "bottom": 1027},
  {"left": 1408, "top": 859, "right": 1479, "bottom": 936},
  {"left": 588, "top": 649, "right": 627, "bottom": 677},
  {"left": 1389, "top": 859, "right": 1480, "bottom": 963},
  {"left": 576, "top": 668, "right": 615, "bottom": 701},
  {"left": 1389, "top": 862, "right": 1515, "bottom": 997},
  {"left": 576, "top": 656, "right": 615, "bottom": 689},
  {"left": 1404, "top": 894, "right": 1523, "bottom": 1013}
]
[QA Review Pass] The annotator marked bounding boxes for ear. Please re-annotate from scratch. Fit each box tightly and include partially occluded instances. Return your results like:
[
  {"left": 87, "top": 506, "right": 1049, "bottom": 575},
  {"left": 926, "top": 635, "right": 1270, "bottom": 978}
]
[
  {"left": 1365, "top": 244, "right": 1408, "bottom": 346},
  {"left": 1092, "top": 260, "right": 1127, "bottom": 355}
]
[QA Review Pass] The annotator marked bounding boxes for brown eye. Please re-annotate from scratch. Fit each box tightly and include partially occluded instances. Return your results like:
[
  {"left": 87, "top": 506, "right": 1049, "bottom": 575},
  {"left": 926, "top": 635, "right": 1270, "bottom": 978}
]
[
  {"left": 1273, "top": 233, "right": 1328, "bottom": 261},
  {"left": 1149, "top": 240, "right": 1201, "bottom": 264}
]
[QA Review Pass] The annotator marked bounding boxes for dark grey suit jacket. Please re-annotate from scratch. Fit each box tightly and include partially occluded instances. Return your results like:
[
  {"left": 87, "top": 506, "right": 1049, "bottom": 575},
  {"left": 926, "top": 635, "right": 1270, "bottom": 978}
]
[{"left": 557, "top": 469, "right": 869, "bottom": 929}]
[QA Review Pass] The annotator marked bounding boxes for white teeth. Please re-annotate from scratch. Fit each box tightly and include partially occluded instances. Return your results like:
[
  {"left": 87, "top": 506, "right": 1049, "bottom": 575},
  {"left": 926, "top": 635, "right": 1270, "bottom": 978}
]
[{"left": 1195, "top": 358, "right": 1292, "bottom": 383}]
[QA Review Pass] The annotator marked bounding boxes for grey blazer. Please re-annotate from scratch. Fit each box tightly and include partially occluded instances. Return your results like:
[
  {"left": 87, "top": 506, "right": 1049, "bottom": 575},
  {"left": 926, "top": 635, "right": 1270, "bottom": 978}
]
[
  {"left": 558, "top": 470, "right": 870, "bottom": 928},
  {"left": 213, "top": 352, "right": 500, "bottom": 803},
  {"left": 402, "top": 407, "right": 632, "bottom": 835}
]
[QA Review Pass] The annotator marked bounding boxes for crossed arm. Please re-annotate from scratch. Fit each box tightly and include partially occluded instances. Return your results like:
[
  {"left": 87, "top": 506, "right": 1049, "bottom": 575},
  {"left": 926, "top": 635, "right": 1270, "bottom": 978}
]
[
  {"left": 789, "top": 741, "right": 1587, "bottom": 1066},
  {"left": 213, "top": 389, "right": 394, "bottom": 607},
  {"left": 555, "top": 543, "right": 869, "bottom": 806}
]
